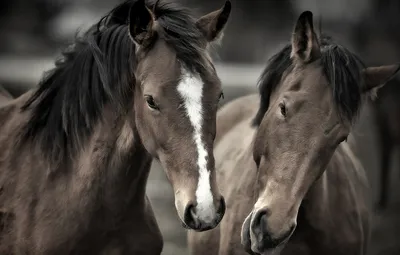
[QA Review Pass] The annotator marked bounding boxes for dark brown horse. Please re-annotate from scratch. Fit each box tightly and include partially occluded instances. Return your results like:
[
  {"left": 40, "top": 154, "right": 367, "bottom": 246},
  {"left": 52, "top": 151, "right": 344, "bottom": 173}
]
[
  {"left": 188, "top": 11, "right": 400, "bottom": 255},
  {"left": 0, "top": 0, "right": 232, "bottom": 253},
  {"left": 351, "top": 11, "right": 400, "bottom": 210},
  {"left": 370, "top": 78, "right": 400, "bottom": 209}
]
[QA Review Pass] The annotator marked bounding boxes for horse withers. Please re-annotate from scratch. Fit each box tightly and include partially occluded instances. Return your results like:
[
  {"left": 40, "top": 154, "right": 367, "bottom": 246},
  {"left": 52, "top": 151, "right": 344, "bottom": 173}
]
[
  {"left": 188, "top": 11, "right": 400, "bottom": 255},
  {"left": 0, "top": 0, "right": 231, "bottom": 253},
  {"left": 0, "top": 85, "right": 12, "bottom": 105}
]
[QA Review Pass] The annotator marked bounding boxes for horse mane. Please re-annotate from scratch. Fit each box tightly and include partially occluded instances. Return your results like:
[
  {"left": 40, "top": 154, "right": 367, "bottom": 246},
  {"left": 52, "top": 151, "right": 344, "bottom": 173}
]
[
  {"left": 20, "top": 0, "right": 206, "bottom": 165},
  {"left": 253, "top": 35, "right": 366, "bottom": 126}
]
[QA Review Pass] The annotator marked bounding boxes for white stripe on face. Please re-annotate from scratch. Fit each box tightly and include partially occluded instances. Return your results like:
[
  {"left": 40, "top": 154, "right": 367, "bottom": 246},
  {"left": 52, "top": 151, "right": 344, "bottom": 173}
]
[{"left": 177, "top": 68, "right": 216, "bottom": 223}]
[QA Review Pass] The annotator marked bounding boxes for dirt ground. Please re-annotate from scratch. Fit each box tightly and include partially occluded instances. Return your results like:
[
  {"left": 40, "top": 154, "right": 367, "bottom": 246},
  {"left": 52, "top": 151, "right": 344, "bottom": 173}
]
[{"left": 146, "top": 87, "right": 400, "bottom": 255}]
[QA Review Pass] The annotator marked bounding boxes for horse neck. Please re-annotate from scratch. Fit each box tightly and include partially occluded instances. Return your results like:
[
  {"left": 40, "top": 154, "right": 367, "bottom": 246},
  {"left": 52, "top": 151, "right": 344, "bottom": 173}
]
[
  {"left": 73, "top": 106, "right": 153, "bottom": 206},
  {"left": 300, "top": 140, "right": 368, "bottom": 231}
]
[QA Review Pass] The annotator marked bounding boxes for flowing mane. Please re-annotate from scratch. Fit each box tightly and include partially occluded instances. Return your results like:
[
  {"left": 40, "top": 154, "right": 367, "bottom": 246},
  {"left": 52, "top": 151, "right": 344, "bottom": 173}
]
[
  {"left": 253, "top": 35, "right": 366, "bottom": 126},
  {"left": 19, "top": 0, "right": 207, "bottom": 164}
]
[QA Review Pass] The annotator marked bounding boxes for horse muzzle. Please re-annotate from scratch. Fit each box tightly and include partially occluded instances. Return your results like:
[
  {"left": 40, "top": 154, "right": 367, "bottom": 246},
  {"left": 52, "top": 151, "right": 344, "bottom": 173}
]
[{"left": 241, "top": 211, "right": 295, "bottom": 255}]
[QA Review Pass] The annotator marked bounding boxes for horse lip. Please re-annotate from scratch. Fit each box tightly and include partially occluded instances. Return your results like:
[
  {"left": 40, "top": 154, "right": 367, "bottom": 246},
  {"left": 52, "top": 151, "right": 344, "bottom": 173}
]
[
  {"left": 249, "top": 232, "right": 288, "bottom": 255},
  {"left": 181, "top": 221, "right": 214, "bottom": 232},
  {"left": 261, "top": 250, "right": 281, "bottom": 255},
  {"left": 259, "top": 249, "right": 281, "bottom": 255},
  {"left": 192, "top": 225, "right": 213, "bottom": 232},
  {"left": 259, "top": 242, "right": 286, "bottom": 255}
]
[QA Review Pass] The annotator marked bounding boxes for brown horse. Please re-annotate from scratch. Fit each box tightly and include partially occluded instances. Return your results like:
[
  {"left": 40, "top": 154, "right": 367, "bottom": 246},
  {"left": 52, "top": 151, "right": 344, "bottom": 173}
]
[
  {"left": 351, "top": 14, "right": 400, "bottom": 211},
  {"left": 0, "top": 0, "right": 232, "bottom": 253},
  {"left": 370, "top": 78, "right": 400, "bottom": 209},
  {"left": 188, "top": 11, "right": 400, "bottom": 255}
]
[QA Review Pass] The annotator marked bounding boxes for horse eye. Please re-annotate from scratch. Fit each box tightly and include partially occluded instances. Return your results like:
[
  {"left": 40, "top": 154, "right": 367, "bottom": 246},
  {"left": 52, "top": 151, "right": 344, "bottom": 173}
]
[
  {"left": 279, "top": 102, "right": 287, "bottom": 117},
  {"left": 145, "top": 95, "right": 158, "bottom": 110}
]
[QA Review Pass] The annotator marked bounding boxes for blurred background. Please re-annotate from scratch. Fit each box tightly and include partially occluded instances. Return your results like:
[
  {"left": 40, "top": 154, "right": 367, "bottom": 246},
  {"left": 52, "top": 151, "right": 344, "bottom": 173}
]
[{"left": 0, "top": 0, "right": 399, "bottom": 254}]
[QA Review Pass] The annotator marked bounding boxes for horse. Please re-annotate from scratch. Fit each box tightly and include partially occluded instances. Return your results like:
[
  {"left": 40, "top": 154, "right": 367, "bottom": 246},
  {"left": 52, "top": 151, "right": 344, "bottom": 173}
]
[
  {"left": 351, "top": 14, "right": 400, "bottom": 210},
  {"left": 370, "top": 78, "right": 400, "bottom": 209},
  {"left": 188, "top": 11, "right": 400, "bottom": 255},
  {"left": 0, "top": 0, "right": 232, "bottom": 253}
]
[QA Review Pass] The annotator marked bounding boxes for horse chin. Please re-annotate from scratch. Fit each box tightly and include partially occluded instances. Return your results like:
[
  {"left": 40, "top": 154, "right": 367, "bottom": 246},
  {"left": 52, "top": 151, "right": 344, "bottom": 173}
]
[
  {"left": 259, "top": 244, "right": 285, "bottom": 255},
  {"left": 250, "top": 237, "right": 287, "bottom": 255}
]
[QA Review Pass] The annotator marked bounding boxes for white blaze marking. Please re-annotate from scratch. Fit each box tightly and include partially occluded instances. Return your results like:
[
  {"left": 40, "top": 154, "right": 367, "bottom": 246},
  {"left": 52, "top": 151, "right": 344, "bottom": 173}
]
[{"left": 177, "top": 68, "right": 216, "bottom": 223}]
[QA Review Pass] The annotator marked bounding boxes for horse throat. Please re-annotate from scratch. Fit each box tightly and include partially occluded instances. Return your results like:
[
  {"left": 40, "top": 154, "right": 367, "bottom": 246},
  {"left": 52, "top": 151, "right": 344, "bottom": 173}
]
[{"left": 106, "top": 115, "right": 152, "bottom": 204}]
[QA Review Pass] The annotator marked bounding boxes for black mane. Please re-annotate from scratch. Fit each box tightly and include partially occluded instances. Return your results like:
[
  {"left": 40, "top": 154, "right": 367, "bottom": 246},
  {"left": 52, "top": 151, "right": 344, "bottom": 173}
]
[
  {"left": 253, "top": 35, "right": 366, "bottom": 126},
  {"left": 20, "top": 0, "right": 206, "bottom": 164}
]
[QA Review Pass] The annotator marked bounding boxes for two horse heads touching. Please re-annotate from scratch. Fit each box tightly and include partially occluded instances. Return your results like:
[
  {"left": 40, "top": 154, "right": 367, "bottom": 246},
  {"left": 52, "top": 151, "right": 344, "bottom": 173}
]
[
  {"left": 188, "top": 11, "right": 399, "bottom": 255},
  {"left": 0, "top": 0, "right": 232, "bottom": 253}
]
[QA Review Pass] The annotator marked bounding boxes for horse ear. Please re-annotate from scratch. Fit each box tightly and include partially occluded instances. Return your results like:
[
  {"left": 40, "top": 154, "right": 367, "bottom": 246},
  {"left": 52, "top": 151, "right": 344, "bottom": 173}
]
[
  {"left": 362, "top": 64, "right": 400, "bottom": 94},
  {"left": 128, "top": 0, "right": 155, "bottom": 46},
  {"left": 291, "top": 11, "right": 320, "bottom": 63},
  {"left": 196, "top": 1, "right": 232, "bottom": 42}
]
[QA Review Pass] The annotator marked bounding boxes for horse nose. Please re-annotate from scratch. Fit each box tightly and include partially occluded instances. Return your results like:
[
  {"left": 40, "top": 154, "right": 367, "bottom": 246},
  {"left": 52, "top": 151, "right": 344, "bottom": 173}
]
[
  {"left": 183, "top": 196, "right": 225, "bottom": 231},
  {"left": 251, "top": 209, "right": 295, "bottom": 250}
]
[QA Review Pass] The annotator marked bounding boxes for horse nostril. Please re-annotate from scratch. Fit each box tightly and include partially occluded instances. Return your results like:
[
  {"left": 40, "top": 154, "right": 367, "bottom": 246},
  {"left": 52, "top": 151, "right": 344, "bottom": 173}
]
[
  {"left": 251, "top": 209, "right": 296, "bottom": 250},
  {"left": 183, "top": 198, "right": 225, "bottom": 231},
  {"left": 251, "top": 209, "right": 268, "bottom": 237},
  {"left": 217, "top": 196, "right": 226, "bottom": 216},
  {"left": 183, "top": 202, "right": 197, "bottom": 229}
]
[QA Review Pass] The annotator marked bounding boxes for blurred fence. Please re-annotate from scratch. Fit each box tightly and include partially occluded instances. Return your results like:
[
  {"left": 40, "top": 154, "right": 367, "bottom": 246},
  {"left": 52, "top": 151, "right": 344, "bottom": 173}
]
[{"left": 0, "top": 55, "right": 262, "bottom": 95}]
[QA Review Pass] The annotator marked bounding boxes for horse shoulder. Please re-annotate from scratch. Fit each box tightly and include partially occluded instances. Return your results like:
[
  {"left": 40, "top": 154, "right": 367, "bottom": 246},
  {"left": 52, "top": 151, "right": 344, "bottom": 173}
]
[
  {"left": 0, "top": 85, "right": 13, "bottom": 104},
  {"left": 107, "top": 195, "right": 163, "bottom": 255},
  {"left": 214, "top": 96, "right": 258, "bottom": 195},
  {"left": 214, "top": 93, "right": 258, "bottom": 185},
  {"left": 215, "top": 94, "right": 259, "bottom": 145}
]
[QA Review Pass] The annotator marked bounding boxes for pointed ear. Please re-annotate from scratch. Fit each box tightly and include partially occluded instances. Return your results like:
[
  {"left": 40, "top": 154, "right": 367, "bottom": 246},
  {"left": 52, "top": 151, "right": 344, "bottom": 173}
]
[
  {"left": 291, "top": 11, "right": 321, "bottom": 63},
  {"left": 196, "top": 1, "right": 231, "bottom": 42},
  {"left": 362, "top": 64, "right": 400, "bottom": 94},
  {"left": 128, "top": 0, "right": 155, "bottom": 46}
]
